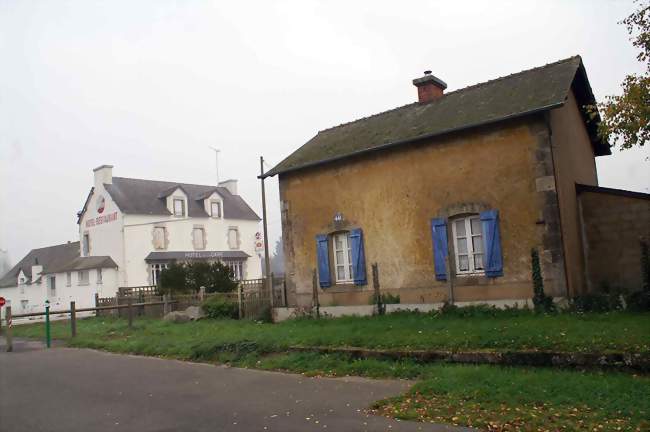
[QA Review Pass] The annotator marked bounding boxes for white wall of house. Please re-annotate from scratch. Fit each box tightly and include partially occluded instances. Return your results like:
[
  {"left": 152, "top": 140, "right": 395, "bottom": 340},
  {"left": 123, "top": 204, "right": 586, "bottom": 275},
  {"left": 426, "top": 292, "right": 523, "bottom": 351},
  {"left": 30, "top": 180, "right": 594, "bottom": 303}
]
[
  {"left": 122, "top": 213, "right": 262, "bottom": 287},
  {"left": 78, "top": 175, "right": 125, "bottom": 286},
  {"left": 0, "top": 267, "right": 118, "bottom": 320}
]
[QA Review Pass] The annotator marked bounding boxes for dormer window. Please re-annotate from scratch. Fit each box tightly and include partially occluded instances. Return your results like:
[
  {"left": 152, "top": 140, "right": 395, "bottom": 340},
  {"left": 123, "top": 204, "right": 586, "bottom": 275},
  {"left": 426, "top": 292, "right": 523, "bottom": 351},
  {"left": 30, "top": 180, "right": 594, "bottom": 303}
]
[
  {"left": 210, "top": 200, "right": 222, "bottom": 218},
  {"left": 173, "top": 198, "right": 185, "bottom": 217}
]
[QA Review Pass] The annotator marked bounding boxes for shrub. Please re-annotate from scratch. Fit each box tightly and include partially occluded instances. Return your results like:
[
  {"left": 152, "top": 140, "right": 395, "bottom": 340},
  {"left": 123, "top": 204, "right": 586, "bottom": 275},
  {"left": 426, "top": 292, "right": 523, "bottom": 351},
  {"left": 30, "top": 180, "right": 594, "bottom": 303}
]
[
  {"left": 159, "top": 261, "right": 238, "bottom": 296},
  {"left": 569, "top": 293, "right": 623, "bottom": 313},
  {"left": 531, "top": 248, "right": 555, "bottom": 313},
  {"left": 626, "top": 291, "right": 650, "bottom": 312},
  {"left": 201, "top": 295, "right": 238, "bottom": 319}
]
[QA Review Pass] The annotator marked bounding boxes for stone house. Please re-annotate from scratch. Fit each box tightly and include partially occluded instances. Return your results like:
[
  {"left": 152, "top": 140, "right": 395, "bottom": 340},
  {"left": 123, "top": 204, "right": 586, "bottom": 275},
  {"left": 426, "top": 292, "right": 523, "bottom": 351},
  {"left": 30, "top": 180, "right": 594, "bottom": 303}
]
[{"left": 263, "top": 56, "right": 649, "bottom": 308}]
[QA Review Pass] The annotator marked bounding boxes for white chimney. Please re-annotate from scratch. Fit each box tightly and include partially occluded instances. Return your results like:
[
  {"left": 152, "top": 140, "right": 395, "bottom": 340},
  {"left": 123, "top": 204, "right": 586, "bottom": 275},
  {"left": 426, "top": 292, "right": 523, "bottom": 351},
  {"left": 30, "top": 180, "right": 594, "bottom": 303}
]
[
  {"left": 218, "top": 179, "right": 238, "bottom": 195},
  {"left": 93, "top": 164, "right": 114, "bottom": 188}
]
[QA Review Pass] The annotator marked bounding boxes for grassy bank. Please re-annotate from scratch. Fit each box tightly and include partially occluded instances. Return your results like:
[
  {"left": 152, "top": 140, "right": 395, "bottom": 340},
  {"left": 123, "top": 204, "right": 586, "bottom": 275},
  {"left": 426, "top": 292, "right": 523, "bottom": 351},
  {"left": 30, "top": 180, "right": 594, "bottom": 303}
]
[
  {"left": 12, "top": 314, "right": 650, "bottom": 431},
  {"left": 12, "top": 310, "right": 650, "bottom": 354}
]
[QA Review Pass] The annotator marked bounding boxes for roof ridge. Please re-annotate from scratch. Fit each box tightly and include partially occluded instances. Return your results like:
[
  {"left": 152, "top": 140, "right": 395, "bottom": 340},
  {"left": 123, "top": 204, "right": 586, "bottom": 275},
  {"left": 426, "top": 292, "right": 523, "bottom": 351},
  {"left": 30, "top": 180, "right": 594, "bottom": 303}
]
[
  {"left": 30, "top": 241, "right": 80, "bottom": 252},
  {"left": 113, "top": 176, "right": 219, "bottom": 190},
  {"left": 316, "top": 55, "right": 581, "bottom": 135}
]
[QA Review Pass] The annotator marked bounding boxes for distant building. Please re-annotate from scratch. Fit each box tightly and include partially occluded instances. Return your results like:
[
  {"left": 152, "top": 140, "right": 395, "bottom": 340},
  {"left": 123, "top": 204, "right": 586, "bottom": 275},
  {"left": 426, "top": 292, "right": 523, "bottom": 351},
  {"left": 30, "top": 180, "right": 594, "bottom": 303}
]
[
  {"left": 263, "top": 56, "right": 649, "bottom": 308},
  {"left": 0, "top": 249, "right": 10, "bottom": 278},
  {"left": 77, "top": 165, "right": 262, "bottom": 289},
  {"left": 0, "top": 242, "right": 117, "bottom": 317}
]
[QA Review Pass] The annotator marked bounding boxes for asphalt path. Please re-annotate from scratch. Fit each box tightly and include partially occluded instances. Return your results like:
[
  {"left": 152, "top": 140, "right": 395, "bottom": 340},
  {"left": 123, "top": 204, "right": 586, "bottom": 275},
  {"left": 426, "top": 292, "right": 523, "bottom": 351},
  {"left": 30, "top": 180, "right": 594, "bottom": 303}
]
[{"left": 0, "top": 339, "right": 468, "bottom": 432}]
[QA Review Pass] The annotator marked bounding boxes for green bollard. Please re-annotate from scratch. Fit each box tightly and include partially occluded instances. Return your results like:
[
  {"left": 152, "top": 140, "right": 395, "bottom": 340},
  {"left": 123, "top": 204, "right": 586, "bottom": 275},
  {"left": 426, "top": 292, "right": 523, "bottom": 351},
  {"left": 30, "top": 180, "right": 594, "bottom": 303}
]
[{"left": 45, "top": 300, "right": 51, "bottom": 348}]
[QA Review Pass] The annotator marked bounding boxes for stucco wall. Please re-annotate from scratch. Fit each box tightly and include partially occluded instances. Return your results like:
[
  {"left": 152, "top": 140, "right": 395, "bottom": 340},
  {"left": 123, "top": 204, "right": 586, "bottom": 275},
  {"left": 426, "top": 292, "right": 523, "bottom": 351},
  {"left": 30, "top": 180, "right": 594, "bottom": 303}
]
[
  {"left": 549, "top": 90, "right": 598, "bottom": 295},
  {"left": 280, "top": 117, "right": 562, "bottom": 307},
  {"left": 123, "top": 214, "right": 262, "bottom": 287},
  {"left": 578, "top": 190, "right": 650, "bottom": 292}
]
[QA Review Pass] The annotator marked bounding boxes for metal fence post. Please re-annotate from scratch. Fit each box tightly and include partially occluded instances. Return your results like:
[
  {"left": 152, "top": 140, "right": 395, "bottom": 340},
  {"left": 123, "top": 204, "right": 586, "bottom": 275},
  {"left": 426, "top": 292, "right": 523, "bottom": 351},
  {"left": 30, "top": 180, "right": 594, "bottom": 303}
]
[
  {"left": 127, "top": 297, "right": 133, "bottom": 328},
  {"left": 5, "top": 306, "right": 12, "bottom": 352},
  {"left": 70, "top": 301, "right": 77, "bottom": 338},
  {"left": 94, "top": 293, "right": 99, "bottom": 317}
]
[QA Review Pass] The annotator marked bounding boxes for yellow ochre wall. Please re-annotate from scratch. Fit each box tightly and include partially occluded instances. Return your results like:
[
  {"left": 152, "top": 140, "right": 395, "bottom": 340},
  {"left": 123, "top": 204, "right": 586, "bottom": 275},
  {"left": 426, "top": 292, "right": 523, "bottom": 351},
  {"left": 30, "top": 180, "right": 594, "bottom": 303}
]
[{"left": 279, "top": 116, "right": 568, "bottom": 307}]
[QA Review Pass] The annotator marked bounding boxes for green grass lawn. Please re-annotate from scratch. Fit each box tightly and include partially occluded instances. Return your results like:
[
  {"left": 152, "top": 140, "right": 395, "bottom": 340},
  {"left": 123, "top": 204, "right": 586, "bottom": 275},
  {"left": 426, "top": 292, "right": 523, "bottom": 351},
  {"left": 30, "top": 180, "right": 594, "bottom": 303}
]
[
  {"left": 12, "top": 310, "right": 650, "bottom": 354},
  {"left": 10, "top": 312, "right": 650, "bottom": 431}
]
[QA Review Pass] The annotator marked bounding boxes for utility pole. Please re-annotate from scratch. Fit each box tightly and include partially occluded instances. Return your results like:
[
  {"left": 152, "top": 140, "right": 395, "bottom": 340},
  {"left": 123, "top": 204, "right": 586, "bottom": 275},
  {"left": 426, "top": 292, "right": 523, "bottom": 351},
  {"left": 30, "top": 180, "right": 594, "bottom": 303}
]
[
  {"left": 209, "top": 146, "right": 221, "bottom": 184},
  {"left": 260, "top": 156, "right": 273, "bottom": 309}
]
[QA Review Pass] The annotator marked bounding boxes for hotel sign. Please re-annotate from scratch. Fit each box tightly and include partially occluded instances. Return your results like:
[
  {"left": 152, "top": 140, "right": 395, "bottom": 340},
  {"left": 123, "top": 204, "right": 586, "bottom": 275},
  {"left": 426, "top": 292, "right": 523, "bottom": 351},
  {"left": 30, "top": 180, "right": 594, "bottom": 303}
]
[{"left": 86, "top": 211, "right": 118, "bottom": 228}]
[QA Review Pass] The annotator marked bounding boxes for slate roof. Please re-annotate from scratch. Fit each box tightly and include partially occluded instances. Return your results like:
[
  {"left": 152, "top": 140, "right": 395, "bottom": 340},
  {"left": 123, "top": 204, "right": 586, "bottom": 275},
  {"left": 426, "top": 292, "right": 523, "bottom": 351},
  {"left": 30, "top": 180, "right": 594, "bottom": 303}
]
[
  {"left": 0, "top": 242, "right": 80, "bottom": 288},
  {"left": 264, "top": 56, "right": 610, "bottom": 178},
  {"left": 97, "top": 177, "right": 260, "bottom": 220},
  {"left": 48, "top": 256, "right": 118, "bottom": 273}
]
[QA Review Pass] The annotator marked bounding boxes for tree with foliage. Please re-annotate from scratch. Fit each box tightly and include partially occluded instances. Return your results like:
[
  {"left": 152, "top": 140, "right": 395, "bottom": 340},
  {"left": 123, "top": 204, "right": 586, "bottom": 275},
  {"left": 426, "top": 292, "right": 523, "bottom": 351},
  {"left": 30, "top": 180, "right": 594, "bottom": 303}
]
[
  {"left": 159, "top": 261, "right": 238, "bottom": 296},
  {"left": 531, "top": 249, "right": 555, "bottom": 313},
  {"left": 593, "top": 1, "right": 650, "bottom": 150}
]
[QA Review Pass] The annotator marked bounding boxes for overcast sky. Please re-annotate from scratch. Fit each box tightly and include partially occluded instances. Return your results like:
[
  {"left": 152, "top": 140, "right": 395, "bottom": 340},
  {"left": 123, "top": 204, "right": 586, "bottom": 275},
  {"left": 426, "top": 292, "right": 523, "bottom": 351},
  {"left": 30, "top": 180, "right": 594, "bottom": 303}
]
[{"left": 1, "top": 0, "right": 648, "bottom": 265}]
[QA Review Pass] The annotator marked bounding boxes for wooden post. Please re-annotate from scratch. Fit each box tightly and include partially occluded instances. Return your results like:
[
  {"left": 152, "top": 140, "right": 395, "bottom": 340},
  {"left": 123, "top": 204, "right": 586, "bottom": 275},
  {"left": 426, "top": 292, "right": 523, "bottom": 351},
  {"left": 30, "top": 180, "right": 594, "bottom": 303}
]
[
  {"left": 372, "top": 263, "right": 383, "bottom": 315},
  {"left": 312, "top": 269, "right": 320, "bottom": 319},
  {"left": 260, "top": 156, "right": 273, "bottom": 308},
  {"left": 94, "top": 293, "right": 99, "bottom": 317},
  {"left": 163, "top": 294, "right": 169, "bottom": 316},
  {"left": 5, "top": 306, "right": 12, "bottom": 352},
  {"left": 70, "top": 301, "right": 77, "bottom": 338},
  {"left": 127, "top": 297, "right": 133, "bottom": 328},
  {"left": 445, "top": 255, "right": 454, "bottom": 304},
  {"left": 237, "top": 285, "right": 243, "bottom": 319},
  {"left": 282, "top": 278, "right": 288, "bottom": 308}
]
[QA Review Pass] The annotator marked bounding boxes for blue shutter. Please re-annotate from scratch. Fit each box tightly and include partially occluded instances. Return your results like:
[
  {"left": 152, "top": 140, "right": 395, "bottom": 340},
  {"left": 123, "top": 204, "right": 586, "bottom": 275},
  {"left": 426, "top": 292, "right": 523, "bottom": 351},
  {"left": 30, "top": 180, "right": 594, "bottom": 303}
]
[
  {"left": 430, "top": 218, "right": 448, "bottom": 281},
  {"left": 349, "top": 229, "right": 367, "bottom": 285},
  {"left": 480, "top": 209, "right": 503, "bottom": 278},
  {"left": 316, "top": 234, "right": 331, "bottom": 288}
]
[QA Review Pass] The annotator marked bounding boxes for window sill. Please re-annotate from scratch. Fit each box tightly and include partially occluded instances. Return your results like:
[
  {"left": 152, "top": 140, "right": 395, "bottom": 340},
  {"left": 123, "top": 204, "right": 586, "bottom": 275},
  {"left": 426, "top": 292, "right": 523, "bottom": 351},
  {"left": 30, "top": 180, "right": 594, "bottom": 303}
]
[{"left": 78, "top": 283, "right": 89, "bottom": 287}]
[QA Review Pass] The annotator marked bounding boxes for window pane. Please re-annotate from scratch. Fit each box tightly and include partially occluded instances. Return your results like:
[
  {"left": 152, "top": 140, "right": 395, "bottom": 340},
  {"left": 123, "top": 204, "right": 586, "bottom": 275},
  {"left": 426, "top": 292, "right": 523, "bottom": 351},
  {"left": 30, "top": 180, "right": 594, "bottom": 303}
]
[
  {"left": 335, "top": 250, "right": 344, "bottom": 265},
  {"left": 474, "top": 254, "right": 484, "bottom": 270},
  {"left": 458, "top": 255, "right": 469, "bottom": 271},
  {"left": 455, "top": 220, "right": 466, "bottom": 237},
  {"left": 337, "top": 266, "right": 345, "bottom": 280},
  {"left": 470, "top": 218, "right": 482, "bottom": 235},
  {"left": 335, "top": 236, "right": 343, "bottom": 250},
  {"left": 472, "top": 236, "right": 483, "bottom": 253},
  {"left": 457, "top": 237, "right": 468, "bottom": 254}
]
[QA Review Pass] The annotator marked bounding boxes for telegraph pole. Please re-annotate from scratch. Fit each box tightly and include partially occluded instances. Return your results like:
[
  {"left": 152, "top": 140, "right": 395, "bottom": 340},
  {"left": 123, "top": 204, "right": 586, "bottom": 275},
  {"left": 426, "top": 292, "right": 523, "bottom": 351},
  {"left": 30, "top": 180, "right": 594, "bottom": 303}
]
[{"left": 260, "top": 156, "right": 273, "bottom": 308}]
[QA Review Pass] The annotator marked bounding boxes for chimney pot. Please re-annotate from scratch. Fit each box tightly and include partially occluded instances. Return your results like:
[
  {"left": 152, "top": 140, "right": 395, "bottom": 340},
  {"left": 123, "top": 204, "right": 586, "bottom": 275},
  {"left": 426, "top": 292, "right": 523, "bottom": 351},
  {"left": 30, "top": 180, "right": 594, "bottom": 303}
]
[{"left": 412, "top": 71, "right": 447, "bottom": 103}]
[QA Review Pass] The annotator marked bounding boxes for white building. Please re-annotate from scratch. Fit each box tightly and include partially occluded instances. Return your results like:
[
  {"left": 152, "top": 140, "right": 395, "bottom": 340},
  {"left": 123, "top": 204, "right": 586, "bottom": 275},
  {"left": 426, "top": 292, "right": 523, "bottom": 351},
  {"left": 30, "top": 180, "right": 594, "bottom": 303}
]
[
  {"left": 0, "top": 242, "right": 118, "bottom": 318},
  {"left": 76, "top": 165, "right": 262, "bottom": 289}
]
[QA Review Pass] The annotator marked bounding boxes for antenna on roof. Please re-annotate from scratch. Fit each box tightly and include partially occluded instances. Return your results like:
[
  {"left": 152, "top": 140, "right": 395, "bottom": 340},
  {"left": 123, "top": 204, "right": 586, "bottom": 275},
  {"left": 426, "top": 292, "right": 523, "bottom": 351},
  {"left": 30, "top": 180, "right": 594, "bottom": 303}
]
[{"left": 208, "top": 146, "right": 221, "bottom": 185}]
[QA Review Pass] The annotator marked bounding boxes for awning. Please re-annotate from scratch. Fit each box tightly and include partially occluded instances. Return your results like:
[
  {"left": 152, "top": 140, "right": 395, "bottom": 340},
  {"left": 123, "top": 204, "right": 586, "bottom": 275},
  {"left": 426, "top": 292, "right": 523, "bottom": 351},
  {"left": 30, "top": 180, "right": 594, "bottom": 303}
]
[{"left": 144, "top": 251, "right": 251, "bottom": 262}]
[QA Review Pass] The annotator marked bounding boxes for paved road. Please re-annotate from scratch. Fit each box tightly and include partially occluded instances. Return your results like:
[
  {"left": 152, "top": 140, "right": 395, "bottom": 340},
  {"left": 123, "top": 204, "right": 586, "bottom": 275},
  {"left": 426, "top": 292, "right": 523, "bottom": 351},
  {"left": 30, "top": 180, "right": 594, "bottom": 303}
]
[{"left": 0, "top": 339, "right": 466, "bottom": 432}]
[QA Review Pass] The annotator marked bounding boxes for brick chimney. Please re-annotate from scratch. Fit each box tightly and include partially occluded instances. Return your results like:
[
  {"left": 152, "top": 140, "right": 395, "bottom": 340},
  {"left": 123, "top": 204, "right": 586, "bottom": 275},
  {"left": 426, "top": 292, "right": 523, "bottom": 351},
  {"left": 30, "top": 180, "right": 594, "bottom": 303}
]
[{"left": 413, "top": 71, "right": 447, "bottom": 103}]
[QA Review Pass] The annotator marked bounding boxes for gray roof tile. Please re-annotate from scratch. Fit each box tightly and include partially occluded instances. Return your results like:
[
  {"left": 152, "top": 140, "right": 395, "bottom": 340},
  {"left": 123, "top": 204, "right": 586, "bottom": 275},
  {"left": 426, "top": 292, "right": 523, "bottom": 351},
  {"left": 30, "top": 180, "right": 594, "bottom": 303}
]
[{"left": 264, "top": 56, "right": 610, "bottom": 177}]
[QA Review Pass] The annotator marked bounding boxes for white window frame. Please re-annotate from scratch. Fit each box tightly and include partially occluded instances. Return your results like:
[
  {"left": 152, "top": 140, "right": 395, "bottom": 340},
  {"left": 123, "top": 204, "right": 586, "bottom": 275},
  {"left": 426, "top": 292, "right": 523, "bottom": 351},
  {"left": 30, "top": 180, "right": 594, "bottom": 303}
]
[
  {"left": 78, "top": 270, "right": 89, "bottom": 286},
  {"left": 210, "top": 200, "right": 222, "bottom": 218},
  {"left": 227, "top": 227, "right": 240, "bottom": 250},
  {"left": 225, "top": 260, "right": 244, "bottom": 281},
  {"left": 193, "top": 227, "right": 206, "bottom": 250},
  {"left": 153, "top": 226, "right": 167, "bottom": 250},
  {"left": 66, "top": 272, "right": 72, "bottom": 287},
  {"left": 21, "top": 300, "right": 28, "bottom": 311},
  {"left": 332, "top": 232, "right": 353, "bottom": 283},
  {"left": 451, "top": 215, "right": 485, "bottom": 275},
  {"left": 83, "top": 233, "right": 90, "bottom": 256},
  {"left": 97, "top": 268, "right": 103, "bottom": 285},
  {"left": 48, "top": 275, "right": 56, "bottom": 295},
  {"left": 173, "top": 198, "right": 185, "bottom": 217},
  {"left": 150, "top": 263, "right": 169, "bottom": 286}
]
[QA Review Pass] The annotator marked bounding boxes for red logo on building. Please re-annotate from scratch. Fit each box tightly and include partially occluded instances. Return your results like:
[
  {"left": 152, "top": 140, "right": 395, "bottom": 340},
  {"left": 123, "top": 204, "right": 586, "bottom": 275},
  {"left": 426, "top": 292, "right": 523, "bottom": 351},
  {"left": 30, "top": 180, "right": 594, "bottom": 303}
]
[{"left": 97, "top": 195, "right": 105, "bottom": 214}]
